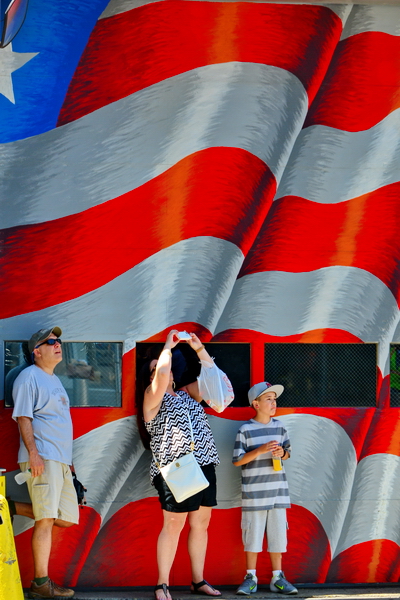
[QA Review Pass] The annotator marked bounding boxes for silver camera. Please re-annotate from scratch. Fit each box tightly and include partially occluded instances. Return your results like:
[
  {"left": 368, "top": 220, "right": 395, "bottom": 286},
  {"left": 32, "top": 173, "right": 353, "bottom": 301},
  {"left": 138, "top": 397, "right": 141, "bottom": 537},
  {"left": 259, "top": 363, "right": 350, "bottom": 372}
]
[{"left": 177, "top": 331, "right": 191, "bottom": 341}]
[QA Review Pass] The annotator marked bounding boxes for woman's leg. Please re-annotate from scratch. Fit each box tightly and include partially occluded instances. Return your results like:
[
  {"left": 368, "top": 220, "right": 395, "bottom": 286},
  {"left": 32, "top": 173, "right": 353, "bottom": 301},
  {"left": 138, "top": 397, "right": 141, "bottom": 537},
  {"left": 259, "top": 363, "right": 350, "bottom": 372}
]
[
  {"left": 156, "top": 510, "right": 187, "bottom": 600},
  {"left": 188, "top": 506, "right": 220, "bottom": 596}
]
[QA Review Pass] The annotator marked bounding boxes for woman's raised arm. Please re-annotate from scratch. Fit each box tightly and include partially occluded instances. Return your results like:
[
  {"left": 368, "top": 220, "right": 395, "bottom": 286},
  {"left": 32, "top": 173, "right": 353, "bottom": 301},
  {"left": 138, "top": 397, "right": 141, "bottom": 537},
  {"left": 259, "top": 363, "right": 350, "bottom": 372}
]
[
  {"left": 184, "top": 333, "right": 213, "bottom": 403},
  {"left": 143, "top": 330, "right": 179, "bottom": 421}
]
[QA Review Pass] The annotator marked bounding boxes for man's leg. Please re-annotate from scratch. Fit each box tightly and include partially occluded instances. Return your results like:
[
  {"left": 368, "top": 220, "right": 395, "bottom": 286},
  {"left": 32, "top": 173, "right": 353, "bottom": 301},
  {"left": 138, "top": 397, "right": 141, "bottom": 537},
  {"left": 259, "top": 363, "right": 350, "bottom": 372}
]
[
  {"left": 31, "top": 518, "right": 54, "bottom": 579},
  {"left": 54, "top": 518, "right": 75, "bottom": 528},
  {"left": 11, "top": 500, "right": 34, "bottom": 519}
]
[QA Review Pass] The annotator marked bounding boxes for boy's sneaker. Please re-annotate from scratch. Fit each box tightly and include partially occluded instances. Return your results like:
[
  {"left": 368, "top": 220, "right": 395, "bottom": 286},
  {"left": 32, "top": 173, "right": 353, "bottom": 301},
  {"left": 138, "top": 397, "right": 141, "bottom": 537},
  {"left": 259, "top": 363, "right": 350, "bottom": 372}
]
[
  {"left": 236, "top": 574, "right": 258, "bottom": 595},
  {"left": 270, "top": 572, "right": 298, "bottom": 595}
]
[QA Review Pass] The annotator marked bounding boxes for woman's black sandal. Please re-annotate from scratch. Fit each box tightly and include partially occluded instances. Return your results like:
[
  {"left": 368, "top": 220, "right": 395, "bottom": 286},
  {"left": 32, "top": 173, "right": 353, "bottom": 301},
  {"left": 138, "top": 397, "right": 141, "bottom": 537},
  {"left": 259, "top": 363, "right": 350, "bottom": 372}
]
[
  {"left": 191, "top": 580, "right": 221, "bottom": 596},
  {"left": 155, "top": 583, "right": 171, "bottom": 600}
]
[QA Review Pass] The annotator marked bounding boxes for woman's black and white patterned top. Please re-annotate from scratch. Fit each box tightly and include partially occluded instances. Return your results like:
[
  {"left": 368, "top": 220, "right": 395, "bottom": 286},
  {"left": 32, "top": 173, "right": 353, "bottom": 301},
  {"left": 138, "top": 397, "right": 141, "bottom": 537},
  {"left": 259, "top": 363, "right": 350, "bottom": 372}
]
[{"left": 145, "top": 390, "right": 220, "bottom": 483}]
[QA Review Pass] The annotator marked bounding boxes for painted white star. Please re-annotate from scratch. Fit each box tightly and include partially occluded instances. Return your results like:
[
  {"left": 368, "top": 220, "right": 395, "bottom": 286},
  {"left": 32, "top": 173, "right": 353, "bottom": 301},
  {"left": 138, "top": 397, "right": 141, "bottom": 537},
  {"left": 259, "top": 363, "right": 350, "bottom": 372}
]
[{"left": 0, "top": 42, "right": 38, "bottom": 104}]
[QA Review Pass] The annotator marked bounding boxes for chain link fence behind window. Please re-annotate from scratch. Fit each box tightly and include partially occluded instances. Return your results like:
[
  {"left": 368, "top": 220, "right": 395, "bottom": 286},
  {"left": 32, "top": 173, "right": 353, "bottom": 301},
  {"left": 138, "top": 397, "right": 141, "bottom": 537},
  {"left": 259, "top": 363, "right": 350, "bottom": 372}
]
[
  {"left": 264, "top": 343, "right": 377, "bottom": 407},
  {"left": 390, "top": 344, "right": 400, "bottom": 407}
]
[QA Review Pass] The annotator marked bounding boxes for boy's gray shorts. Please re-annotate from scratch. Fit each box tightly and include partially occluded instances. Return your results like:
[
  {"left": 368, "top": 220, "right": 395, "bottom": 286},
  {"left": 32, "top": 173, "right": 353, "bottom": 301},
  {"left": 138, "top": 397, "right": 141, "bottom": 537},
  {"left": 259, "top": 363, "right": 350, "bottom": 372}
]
[{"left": 241, "top": 508, "right": 287, "bottom": 553}]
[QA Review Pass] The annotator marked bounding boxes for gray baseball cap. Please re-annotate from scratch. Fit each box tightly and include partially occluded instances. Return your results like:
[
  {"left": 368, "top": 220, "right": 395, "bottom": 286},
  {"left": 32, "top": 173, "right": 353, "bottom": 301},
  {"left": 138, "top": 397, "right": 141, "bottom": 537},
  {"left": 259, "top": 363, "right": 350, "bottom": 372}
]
[
  {"left": 28, "top": 326, "right": 62, "bottom": 353},
  {"left": 248, "top": 381, "right": 284, "bottom": 405}
]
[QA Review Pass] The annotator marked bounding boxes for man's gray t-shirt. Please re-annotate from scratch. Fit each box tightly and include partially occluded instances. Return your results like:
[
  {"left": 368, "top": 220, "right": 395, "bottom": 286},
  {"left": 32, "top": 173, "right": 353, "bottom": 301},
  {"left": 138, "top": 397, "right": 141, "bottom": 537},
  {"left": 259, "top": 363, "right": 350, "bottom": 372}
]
[{"left": 12, "top": 365, "right": 73, "bottom": 465}]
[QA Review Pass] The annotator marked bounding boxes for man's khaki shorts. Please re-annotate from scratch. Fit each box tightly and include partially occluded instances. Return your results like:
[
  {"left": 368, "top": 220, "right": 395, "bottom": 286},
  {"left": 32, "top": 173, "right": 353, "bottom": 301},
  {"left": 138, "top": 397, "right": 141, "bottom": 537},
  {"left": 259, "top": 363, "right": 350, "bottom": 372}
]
[{"left": 20, "top": 459, "right": 79, "bottom": 524}]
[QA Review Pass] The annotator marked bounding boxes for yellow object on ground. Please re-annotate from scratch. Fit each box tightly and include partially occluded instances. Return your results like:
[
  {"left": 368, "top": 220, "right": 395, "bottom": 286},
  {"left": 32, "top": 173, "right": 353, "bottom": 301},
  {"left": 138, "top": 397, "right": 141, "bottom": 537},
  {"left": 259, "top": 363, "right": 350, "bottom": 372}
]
[{"left": 0, "top": 488, "right": 24, "bottom": 600}]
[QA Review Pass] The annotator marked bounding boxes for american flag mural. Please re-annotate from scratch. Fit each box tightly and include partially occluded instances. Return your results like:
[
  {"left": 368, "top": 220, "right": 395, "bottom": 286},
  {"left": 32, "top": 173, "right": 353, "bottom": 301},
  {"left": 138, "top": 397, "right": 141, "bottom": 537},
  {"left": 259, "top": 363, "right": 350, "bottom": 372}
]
[{"left": 1, "top": 0, "right": 400, "bottom": 588}]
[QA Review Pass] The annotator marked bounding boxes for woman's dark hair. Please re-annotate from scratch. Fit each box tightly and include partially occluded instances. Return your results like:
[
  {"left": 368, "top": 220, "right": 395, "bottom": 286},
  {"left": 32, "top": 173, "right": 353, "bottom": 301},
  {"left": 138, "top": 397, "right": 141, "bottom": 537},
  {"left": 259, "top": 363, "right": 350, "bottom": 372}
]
[{"left": 136, "top": 359, "right": 153, "bottom": 449}]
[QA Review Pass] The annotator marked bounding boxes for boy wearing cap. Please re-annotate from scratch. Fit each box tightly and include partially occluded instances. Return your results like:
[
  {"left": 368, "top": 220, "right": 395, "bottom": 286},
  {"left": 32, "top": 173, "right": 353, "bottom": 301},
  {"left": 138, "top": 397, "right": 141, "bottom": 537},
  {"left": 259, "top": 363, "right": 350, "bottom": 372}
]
[
  {"left": 233, "top": 382, "right": 297, "bottom": 596},
  {"left": 12, "top": 327, "right": 78, "bottom": 599}
]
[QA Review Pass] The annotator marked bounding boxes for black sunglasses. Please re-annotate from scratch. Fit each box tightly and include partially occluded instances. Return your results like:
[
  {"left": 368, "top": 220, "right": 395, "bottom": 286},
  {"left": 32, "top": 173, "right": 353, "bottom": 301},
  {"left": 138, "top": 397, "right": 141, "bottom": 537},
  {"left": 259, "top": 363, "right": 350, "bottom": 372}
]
[{"left": 35, "top": 338, "right": 62, "bottom": 349}]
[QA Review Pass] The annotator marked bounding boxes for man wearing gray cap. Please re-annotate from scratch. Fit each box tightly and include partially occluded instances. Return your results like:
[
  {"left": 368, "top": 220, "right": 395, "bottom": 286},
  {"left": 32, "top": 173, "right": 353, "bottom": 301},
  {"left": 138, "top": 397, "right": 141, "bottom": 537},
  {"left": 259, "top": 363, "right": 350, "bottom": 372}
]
[
  {"left": 233, "top": 382, "right": 297, "bottom": 596},
  {"left": 12, "top": 327, "right": 78, "bottom": 599}
]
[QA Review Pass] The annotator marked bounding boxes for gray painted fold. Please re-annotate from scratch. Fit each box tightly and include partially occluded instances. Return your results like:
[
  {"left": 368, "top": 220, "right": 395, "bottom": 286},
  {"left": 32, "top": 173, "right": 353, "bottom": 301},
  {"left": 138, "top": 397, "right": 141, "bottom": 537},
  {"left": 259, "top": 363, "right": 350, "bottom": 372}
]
[
  {"left": 333, "top": 453, "right": 400, "bottom": 557},
  {"left": 281, "top": 414, "right": 356, "bottom": 556},
  {"left": 214, "top": 267, "right": 400, "bottom": 374},
  {"left": 0, "top": 237, "right": 244, "bottom": 396},
  {"left": 341, "top": 4, "right": 400, "bottom": 38},
  {"left": 100, "top": 0, "right": 351, "bottom": 21},
  {"left": 0, "top": 63, "right": 307, "bottom": 229},
  {"left": 6, "top": 470, "right": 35, "bottom": 536},
  {"left": 275, "top": 108, "right": 400, "bottom": 203},
  {"left": 72, "top": 416, "right": 145, "bottom": 521}
]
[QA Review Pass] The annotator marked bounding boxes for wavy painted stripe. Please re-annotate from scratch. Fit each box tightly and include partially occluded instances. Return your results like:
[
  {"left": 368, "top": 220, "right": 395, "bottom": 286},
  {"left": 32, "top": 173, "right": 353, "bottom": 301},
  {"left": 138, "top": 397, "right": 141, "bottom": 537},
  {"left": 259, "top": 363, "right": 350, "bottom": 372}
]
[
  {"left": 59, "top": 1, "right": 343, "bottom": 125},
  {"left": 100, "top": 0, "right": 351, "bottom": 21},
  {"left": 305, "top": 32, "right": 400, "bottom": 132},
  {"left": 214, "top": 268, "right": 400, "bottom": 373},
  {"left": 1, "top": 63, "right": 306, "bottom": 230},
  {"left": 275, "top": 108, "right": 400, "bottom": 204},
  {"left": 359, "top": 409, "right": 400, "bottom": 460},
  {"left": 239, "top": 185, "right": 400, "bottom": 301},
  {"left": 73, "top": 417, "right": 147, "bottom": 522},
  {"left": 64, "top": 410, "right": 357, "bottom": 557},
  {"left": 341, "top": 5, "right": 400, "bottom": 39},
  {"left": 333, "top": 453, "right": 400, "bottom": 557},
  {"left": 327, "top": 539, "right": 400, "bottom": 583},
  {"left": 283, "top": 414, "right": 356, "bottom": 557},
  {"left": 0, "top": 149, "right": 273, "bottom": 318},
  {"left": 0, "top": 236, "right": 244, "bottom": 395}
]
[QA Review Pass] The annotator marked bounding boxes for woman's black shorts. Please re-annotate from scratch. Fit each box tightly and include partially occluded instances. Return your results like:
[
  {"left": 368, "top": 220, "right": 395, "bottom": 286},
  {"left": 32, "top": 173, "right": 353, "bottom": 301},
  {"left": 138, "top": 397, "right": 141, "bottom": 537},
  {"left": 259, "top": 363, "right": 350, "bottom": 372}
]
[{"left": 153, "top": 463, "right": 217, "bottom": 513}]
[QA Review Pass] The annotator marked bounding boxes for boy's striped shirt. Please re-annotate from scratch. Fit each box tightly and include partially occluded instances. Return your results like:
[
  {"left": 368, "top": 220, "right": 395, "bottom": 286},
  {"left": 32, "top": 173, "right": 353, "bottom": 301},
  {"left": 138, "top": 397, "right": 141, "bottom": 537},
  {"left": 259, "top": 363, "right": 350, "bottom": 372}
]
[{"left": 233, "top": 418, "right": 291, "bottom": 512}]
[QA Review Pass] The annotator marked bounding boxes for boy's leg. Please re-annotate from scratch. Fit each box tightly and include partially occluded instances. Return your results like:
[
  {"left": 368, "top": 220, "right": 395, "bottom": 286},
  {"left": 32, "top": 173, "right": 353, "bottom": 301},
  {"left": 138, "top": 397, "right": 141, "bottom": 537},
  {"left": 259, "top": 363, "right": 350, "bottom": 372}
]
[
  {"left": 269, "top": 552, "right": 282, "bottom": 571},
  {"left": 245, "top": 552, "right": 258, "bottom": 570},
  {"left": 267, "top": 509, "right": 297, "bottom": 595},
  {"left": 236, "top": 512, "right": 266, "bottom": 595}
]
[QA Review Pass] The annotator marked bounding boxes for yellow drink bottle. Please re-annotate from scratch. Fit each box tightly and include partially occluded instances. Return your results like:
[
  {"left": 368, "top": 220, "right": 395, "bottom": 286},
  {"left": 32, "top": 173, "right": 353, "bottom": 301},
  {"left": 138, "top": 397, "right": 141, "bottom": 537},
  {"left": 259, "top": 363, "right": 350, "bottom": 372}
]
[{"left": 272, "top": 457, "right": 282, "bottom": 471}]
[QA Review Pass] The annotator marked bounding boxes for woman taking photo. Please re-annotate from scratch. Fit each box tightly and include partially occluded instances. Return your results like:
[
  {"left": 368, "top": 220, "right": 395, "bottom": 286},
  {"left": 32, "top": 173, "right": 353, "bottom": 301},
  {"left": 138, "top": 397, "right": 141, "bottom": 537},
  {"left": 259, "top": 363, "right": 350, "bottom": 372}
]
[{"left": 137, "top": 330, "right": 222, "bottom": 600}]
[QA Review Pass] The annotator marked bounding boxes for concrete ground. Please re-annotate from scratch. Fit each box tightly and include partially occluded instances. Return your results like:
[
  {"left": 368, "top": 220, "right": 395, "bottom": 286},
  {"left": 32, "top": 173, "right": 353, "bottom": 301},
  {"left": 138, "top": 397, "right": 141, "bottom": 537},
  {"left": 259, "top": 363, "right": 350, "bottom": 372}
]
[{"left": 22, "top": 586, "right": 400, "bottom": 600}]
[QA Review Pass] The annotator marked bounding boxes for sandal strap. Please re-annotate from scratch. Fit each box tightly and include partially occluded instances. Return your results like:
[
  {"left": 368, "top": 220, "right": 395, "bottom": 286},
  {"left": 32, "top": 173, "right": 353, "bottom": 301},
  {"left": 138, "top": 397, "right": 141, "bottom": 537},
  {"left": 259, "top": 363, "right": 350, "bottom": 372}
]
[
  {"left": 155, "top": 583, "right": 169, "bottom": 596},
  {"left": 192, "top": 580, "right": 213, "bottom": 592}
]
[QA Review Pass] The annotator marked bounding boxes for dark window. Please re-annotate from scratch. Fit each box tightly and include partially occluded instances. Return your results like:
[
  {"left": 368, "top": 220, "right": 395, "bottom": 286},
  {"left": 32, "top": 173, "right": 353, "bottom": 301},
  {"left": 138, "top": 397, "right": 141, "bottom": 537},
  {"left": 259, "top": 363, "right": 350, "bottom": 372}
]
[
  {"left": 4, "top": 341, "right": 122, "bottom": 407},
  {"left": 136, "top": 342, "right": 250, "bottom": 406},
  {"left": 264, "top": 343, "right": 377, "bottom": 407},
  {"left": 390, "top": 344, "right": 400, "bottom": 407}
]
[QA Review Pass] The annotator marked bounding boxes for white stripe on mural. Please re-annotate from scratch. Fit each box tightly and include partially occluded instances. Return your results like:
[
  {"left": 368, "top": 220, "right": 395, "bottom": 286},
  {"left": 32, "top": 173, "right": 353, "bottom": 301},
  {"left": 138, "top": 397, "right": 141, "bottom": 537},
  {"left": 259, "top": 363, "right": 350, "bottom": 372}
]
[
  {"left": 214, "top": 267, "right": 400, "bottom": 373},
  {"left": 275, "top": 108, "right": 400, "bottom": 203},
  {"left": 283, "top": 414, "right": 356, "bottom": 556},
  {"left": 341, "top": 4, "right": 400, "bottom": 39},
  {"left": 73, "top": 417, "right": 150, "bottom": 522},
  {"left": 0, "top": 237, "right": 244, "bottom": 394},
  {"left": 0, "top": 63, "right": 307, "bottom": 229},
  {"left": 333, "top": 453, "right": 400, "bottom": 558},
  {"left": 100, "top": 0, "right": 351, "bottom": 22}
]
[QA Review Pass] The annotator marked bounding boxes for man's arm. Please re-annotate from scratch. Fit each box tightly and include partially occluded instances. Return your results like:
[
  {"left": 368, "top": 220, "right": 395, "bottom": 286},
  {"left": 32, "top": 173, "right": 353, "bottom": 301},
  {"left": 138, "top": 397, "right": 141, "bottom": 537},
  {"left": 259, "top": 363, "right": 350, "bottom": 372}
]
[{"left": 17, "top": 416, "right": 45, "bottom": 477}]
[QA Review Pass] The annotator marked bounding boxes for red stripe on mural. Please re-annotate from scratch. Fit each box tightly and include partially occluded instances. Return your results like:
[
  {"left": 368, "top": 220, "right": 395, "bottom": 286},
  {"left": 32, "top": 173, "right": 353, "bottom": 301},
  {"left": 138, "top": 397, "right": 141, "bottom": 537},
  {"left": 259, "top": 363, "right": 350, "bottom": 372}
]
[
  {"left": 238, "top": 184, "right": 400, "bottom": 302},
  {"left": 77, "top": 499, "right": 330, "bottom": 585},
  {"left": 305, "top": 32, "right": 400, "bottom": 132},
  {"left": 58, "top": 2, "right": 342, "bottom": 125},
  {"left": 360, "top": 407, "right": 400, "bottom": 459},
  {"left": 327, "top": 539, "right": 400, "bottom": 583},
  {"left": 0, "top": 148, "right": 275, "bottom": 318}
]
